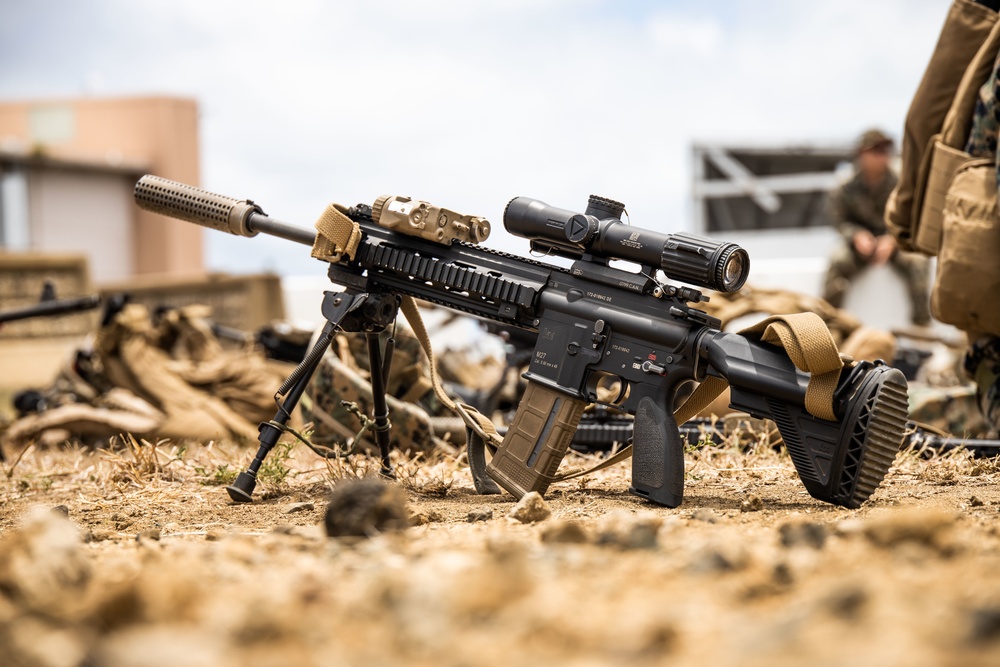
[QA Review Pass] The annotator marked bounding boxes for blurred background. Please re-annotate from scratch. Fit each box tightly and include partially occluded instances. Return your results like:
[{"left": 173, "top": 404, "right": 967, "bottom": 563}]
[{"left": 0, "top": 0, "right": 954, "bottom": 380}]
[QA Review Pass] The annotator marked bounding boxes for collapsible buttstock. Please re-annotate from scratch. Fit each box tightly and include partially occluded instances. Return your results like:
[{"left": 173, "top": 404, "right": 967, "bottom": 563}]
[
  {"left": 732, "top": 363, "right": 908, "bottom": 509},
  {"left": 486, "top": 381, "right": 586, "bottom": 499}
]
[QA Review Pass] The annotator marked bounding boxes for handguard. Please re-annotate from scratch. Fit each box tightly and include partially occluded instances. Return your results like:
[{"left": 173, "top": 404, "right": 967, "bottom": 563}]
[{"left": 486, "top": 381, "right": 587, "bottom": 498}]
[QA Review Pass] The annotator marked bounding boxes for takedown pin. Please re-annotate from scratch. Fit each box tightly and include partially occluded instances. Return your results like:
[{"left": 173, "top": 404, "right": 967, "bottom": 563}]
[{"left": 641, "top": 360, "right": 667, "bottom": 375}]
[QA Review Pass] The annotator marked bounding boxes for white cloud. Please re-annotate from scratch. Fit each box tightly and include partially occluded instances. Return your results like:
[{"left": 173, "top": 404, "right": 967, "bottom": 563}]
[{"left": 0, "top": 0, "right": 952, "bottom": 272}]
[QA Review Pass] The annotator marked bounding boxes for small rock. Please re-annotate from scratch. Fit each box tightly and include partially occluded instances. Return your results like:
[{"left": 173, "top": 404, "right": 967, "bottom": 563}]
[
  {"left": 111, "top": 512, "right": 133, "bottom": 531},
  {"left": 507, "top": 492, "right": 552, "bottom": 524},
  {"left": 824, "top": 585, "right": 868, "bottom": 619},
  {"left": 541, "top": 520, "right": 591, "bottom": 544},
  {"left": 324, "top": 479, "right": 410, "bottom": 538},
  {"left": 205, "top": 529, "right": 227, "bottom": 542},
  {"left": 863, "top": 509, "right": 956, "bottom": 553},
  {"left": 285, "top": 502, "right": 315, "bottom": 514},
  {"left": 689, "top": 543, "right": 749, "bottom": 573},
  {"left": 622, "top": 522, "right": 660, "bottom": 550},
  {"left": 772, "top": 562, "right": 794, "bottom": 587},
  {"left": 136, "top": 528, "right": 161, "bottom": 542},
  {"left": 418, "top": 479, "right": 452, "bottom": 497},
  {"left": 51, "top": 505, "right": 70, "bottom": 517},
  {"left": 0, "top": 509, "right": 90, "bottom": 616},
  {"left": 88, "top": 528, "right": 116, "bottom": 542},
  {"left": 467, "top": 507, "right": 494, "bottom": 523},
  {"left": 409, "top": 509, "right": 444, "bottom": 526},
  {"left": 779, "top": 521, "right": 827, "bottom": 549},
  {"left": 691, "top": 508, "right": 719, "bottom": 523},
  {"left": 970, "top": 496, "right": 985, "bottom": 508},
  {"left": 597, "top": 512, "right": 662, "bottom": 550},
  {"left": 740, "top": 495, "right": 764, "bottom": 512},
  {"left": 833, "top": 518, "right": 865, "bottom": 537},
  {"left": 970, "top": 607, "right": 1000, "bottom": 643}
]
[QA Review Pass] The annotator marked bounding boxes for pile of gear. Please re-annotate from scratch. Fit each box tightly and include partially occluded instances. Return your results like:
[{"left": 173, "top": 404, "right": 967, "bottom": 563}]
[
  {"left": 1, "top": 302, "right": 294, "bottom": 453},
  {"left": 1, "top": 285, "right": 993, "bottom": 463}
]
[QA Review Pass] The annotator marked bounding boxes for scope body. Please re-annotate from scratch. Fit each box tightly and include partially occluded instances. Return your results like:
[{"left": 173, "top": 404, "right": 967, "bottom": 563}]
[{"left": 503, "top": 196, "right": 750, "bottom": 293}]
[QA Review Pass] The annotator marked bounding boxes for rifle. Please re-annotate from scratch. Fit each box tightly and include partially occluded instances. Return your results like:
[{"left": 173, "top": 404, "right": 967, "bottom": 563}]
[
  {"left": 134, "top": 176, "right": 908, "bottom": 509},
  {"left": 0, "top": 281, "right": 101, "bottom": 328}
]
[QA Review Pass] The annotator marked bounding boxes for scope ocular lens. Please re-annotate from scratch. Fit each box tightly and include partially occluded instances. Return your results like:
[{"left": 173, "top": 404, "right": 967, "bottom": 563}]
[{"left": 722, "top": 251, "right": 748, "bottom": 291}]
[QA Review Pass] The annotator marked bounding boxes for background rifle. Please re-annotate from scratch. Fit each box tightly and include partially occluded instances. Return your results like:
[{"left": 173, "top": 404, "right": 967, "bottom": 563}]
[
  {"left": 134, "top": 176, "right": 908, "bottom": 509},
  {"left": 0, "top": 281, "right": 101, "bottom": 328},
  {"left": 572, "top": 413, "right": 1000, "bottom": 458}
]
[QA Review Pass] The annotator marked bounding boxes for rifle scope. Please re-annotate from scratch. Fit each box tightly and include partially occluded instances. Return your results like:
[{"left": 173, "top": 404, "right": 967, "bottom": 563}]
[{"left": 504, "top": 196, "right": 750, "bottom": 293}]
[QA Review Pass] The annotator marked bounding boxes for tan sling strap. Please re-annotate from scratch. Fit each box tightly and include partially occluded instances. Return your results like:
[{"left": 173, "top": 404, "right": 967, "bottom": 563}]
[
  {"left": 399, "top": 296, "right": 505, "bottom": 448},
  {"left": 311, "top": 203, "right": 363, "bottom": 262},
  {"left": 886, "top": 0, "right": 998, "bottom": 249},
  {"left": 551, "top": 313, "right": 843, "bottom": 482},
  {"left": 738, "top": 313, "right": 844, "bottom": 421},
  {"left": 400, "top": 293, "right": 844, "bottom": 486}
]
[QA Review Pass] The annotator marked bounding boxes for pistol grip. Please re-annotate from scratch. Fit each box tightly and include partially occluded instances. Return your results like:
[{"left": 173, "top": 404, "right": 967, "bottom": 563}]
[
  {"left": 486, "top": 381, "right": 586, "bottom": 499},
  {"left": 629, "top": 396, "right": 684, "bottom": 508}
]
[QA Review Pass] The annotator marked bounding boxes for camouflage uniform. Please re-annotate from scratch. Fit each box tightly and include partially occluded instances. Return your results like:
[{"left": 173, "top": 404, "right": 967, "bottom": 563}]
[
  {"left": 822, "top": 168, "right": 931, "bottom": 325},
  {"left": 964, "top": 337, "right": 1000, "bottom": 432},
  {"left": 961, "top": 59, "right": 1000, "bottom": 433}
]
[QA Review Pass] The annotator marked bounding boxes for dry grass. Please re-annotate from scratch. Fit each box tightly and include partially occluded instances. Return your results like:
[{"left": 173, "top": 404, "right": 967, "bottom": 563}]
[
  {"left": 892, "top": 443, "right": 1000, "bottom": 485},
  {"left": 3, "top": 421, "right": 999, "bottom": 518}
]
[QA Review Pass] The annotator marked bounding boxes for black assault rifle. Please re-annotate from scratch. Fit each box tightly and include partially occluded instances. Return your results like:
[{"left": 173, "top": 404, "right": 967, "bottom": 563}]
[{"left": 134, "top": 176, "right": 908, "bottom": 509}]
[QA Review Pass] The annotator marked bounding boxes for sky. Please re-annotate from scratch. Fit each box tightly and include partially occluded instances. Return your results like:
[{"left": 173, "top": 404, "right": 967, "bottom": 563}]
[{"left": 0, "top": 0, "right": 951, "bottom": 274}]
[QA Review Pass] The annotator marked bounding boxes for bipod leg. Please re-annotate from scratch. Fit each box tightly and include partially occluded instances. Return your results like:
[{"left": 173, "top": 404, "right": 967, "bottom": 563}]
[
  {"left": 226, "top": 290, "right": 377, "bottom": 503},
  {"left": 226, "top": 320, "right": 337, "bottom": 503},
  {"left": 366, "top": 331, "right": 396, "bottom": 478}
]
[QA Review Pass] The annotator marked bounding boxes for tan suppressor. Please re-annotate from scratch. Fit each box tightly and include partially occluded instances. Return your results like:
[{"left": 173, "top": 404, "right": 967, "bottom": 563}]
[{"left": 134, "top": 174, "right": 262, "bottom": 237}]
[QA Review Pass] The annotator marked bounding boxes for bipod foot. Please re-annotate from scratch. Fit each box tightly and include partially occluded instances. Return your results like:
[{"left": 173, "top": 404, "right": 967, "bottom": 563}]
[{"left": 226, "top": 471, "right": 257, "bottom": 503}]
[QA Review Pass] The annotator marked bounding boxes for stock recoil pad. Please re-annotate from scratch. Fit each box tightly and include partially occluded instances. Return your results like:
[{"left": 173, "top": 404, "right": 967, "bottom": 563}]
[{"left": 777, "top": 364, "right": 908, "bottom": 509}]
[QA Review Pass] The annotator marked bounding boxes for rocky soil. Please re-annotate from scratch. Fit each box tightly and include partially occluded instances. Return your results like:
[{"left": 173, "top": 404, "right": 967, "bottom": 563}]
[{"left": 1, "top": 437, "right": 1000, "bottom": 667}]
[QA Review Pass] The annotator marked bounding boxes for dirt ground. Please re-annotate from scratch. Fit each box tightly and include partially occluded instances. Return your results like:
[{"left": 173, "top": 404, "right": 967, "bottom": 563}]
[{"left": 1, "top": 435, "right": 1000, "bottom": 667}]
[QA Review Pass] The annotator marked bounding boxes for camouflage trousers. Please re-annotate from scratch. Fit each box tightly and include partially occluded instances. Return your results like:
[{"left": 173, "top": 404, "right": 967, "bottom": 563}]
[
  {"left": 965, "top": 336, "right": 1000, "bottom": 433},
  {"left": 822, "top": 244, "right": 931, "bottom": 325}
]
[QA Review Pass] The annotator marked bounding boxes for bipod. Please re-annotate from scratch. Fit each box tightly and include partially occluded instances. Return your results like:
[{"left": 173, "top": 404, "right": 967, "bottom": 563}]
[{"left": 226, "top": 289, "right": 400, "bottom": 502}]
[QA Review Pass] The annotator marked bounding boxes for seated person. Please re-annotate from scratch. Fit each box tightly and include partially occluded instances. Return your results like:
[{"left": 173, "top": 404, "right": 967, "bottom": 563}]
[{"left": 822, "top": 129, "right": 930, "bottom": 326}]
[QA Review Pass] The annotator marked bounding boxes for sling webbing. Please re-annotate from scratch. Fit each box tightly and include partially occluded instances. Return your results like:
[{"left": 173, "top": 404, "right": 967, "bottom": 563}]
[
  {"left": 311, "top": 203, "right": 362, "bottom": 262},
  {"left": 400, "top": 299, "right": 843, "bottom": 488}
]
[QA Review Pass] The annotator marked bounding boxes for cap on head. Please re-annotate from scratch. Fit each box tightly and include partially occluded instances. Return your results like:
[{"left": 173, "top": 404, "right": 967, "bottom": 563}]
[{"left": 856, "top": 128, "right": 893, "bottom": 154}]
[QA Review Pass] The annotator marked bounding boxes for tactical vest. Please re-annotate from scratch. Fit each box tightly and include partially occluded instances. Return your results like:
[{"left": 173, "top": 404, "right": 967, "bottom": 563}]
[{"left": 886, "top": 0, "right": 1000, "bottom": 337}]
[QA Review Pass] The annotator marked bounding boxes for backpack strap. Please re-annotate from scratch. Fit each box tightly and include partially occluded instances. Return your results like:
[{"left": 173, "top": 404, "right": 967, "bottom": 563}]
[
  {"left": 887, "top": 0, "right": 1000, "bottom": 249},
  {"left": 941, "top": 16, "right": 1000, "bottom": 149}
]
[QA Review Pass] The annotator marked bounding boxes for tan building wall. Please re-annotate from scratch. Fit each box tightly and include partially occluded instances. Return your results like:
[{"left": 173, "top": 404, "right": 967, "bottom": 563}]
[{"left": 0, "top": 97, "right": 203, "bottom": 276}]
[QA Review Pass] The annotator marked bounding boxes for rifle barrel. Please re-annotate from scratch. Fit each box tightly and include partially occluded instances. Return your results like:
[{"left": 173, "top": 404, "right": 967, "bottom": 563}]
[
  {"left": 134, "top": 174, "right": 317, "bottom": 247},
  {"left": 0, "top": 294, "right": 101, "bottom": 325},
  {"left": 247, "top": 213, "right": 316, "bottom": 247}
]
